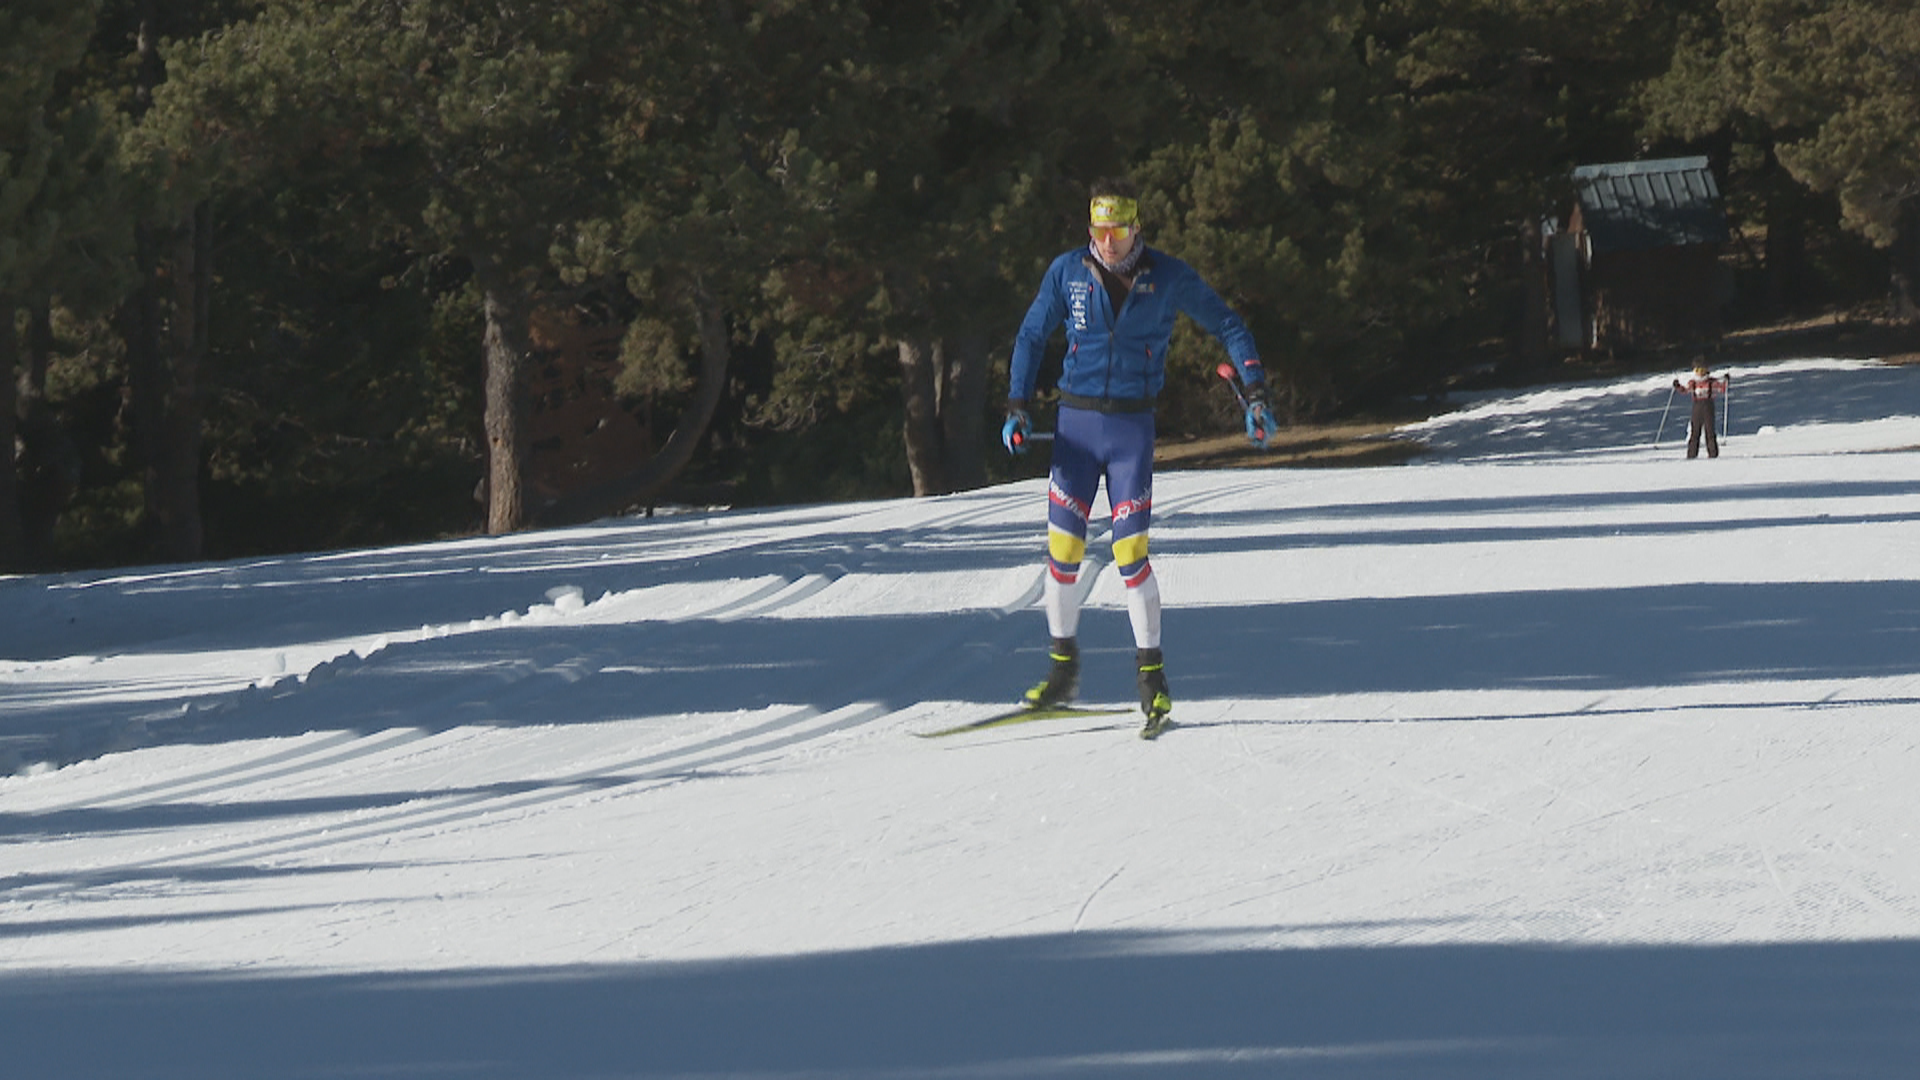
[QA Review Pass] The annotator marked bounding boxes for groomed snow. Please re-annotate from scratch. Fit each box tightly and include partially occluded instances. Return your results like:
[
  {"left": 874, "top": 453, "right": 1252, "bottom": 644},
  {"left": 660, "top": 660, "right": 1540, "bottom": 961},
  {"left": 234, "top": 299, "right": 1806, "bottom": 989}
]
[{"left": 4, "top": 356, "right": 1920, "bottom": 1077}]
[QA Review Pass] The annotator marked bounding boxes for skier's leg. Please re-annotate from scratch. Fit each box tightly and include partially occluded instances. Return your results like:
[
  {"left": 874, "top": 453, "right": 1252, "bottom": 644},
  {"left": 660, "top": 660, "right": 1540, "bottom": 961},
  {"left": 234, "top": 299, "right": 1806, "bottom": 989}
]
[
  {"left": 1687, "top": 401, "right": 1705, "bottom": 458},
  {"left": 1102, "top": 411, "right": 1169, "bottom": 722},
  {"left": 1103, "top": 413, "right": 1160, "bottom": 650},
  {"left": 1705, "top": 407, "right": 1719, "bottom": 458},
  {"left": 1043, "top": 430, "right": 1099, "bottom": 641},
  {"left": 1041, "top": 552, "right": 1084, "bottom": 640},
  {"left": 1025, "top": 408, "right": 1100, "bottom": 707}
]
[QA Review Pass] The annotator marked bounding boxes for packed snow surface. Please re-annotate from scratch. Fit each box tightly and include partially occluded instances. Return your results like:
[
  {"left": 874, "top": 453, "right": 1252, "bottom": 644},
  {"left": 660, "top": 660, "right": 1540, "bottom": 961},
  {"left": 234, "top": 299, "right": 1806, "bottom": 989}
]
[{"left": 5, "top": 356, "right": 1920, "bottom": 1077}]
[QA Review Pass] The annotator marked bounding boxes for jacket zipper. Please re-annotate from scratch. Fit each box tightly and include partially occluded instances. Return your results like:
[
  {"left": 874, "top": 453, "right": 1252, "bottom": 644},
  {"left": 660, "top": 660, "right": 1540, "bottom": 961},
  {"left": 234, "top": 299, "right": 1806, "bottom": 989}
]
[{"left": 1109, "top": 267, "right": 1139, "bottom": 399}]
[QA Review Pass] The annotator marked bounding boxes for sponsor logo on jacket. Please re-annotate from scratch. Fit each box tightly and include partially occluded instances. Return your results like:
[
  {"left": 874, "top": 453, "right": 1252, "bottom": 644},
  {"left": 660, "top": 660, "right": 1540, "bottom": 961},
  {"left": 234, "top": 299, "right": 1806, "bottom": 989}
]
[{"left": 1067, "top": 281, "right": 1093, "bottom": 331}]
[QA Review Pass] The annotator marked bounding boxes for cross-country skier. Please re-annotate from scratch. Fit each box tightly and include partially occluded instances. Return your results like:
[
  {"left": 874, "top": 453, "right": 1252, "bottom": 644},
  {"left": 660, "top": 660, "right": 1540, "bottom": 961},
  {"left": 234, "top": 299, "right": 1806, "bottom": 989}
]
[
  {"left": 1674, "top": 359, "right": 1729, "bottom": 459},
  {"left": 1001, "top": 177, "right": 1275, "bottom": 736}
]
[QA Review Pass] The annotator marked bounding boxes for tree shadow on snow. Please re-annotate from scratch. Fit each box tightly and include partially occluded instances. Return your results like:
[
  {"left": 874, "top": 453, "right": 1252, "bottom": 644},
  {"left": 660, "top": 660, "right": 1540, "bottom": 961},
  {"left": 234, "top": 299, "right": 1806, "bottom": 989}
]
[
  {"left": 1159, "top": 477, "right": 1920, "bottom": 552},
  {"left": 7, "top": 576, "right": 1920, "bottom": 777},
  {"left": 8, "top": 575, "right": 1917, "bottom": 854},
  {"left": 0, "top": 499, "right": 1047, "bottom": 664},
  {"left": 1164, "top": 580, "right": 1920, "bottom": 701},
  {"left": 3, "top": 929, "right": 1917, "bottom": 1079}
]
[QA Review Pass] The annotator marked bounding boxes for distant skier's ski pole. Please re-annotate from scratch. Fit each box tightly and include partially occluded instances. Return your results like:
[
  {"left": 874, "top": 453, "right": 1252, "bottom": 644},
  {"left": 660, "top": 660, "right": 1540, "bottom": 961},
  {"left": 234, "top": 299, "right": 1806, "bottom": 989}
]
[
  {"left": 1654, "top": 384, "right": 1676, "bottom": 446},
  {"left": 1722, "top": 377, "right": 1731, "bottom": 440}
]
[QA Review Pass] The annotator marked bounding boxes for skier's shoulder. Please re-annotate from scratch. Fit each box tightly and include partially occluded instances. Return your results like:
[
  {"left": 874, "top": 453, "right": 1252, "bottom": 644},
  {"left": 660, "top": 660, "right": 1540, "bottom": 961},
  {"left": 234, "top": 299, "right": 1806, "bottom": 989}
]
[
  {"left": 1047, "top": 248, "right": 1090, "bottom": 274},
  {"left": 1135, "top": 248, "right": 1215, "bottom": 292},
  {"left": 1137, "top": 245, "right": 1184, "bottom": 273}
]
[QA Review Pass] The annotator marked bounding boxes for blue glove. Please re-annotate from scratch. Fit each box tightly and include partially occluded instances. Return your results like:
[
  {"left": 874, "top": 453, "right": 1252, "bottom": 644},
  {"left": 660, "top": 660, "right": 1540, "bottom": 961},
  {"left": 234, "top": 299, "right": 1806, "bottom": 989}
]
[
  {"left": 1001, "top": 405, "right": 1032, "bottom": 455},
  {"left": 1243, "top": 386, "right": 1276, "bottom": 449}
]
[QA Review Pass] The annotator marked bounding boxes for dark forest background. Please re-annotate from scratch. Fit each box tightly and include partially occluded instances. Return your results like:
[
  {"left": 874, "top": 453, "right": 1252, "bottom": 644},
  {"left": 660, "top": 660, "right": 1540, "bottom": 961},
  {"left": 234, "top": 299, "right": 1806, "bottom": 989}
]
[{"left": 3, "top": 0, "right": 1917, "bottom": 572}]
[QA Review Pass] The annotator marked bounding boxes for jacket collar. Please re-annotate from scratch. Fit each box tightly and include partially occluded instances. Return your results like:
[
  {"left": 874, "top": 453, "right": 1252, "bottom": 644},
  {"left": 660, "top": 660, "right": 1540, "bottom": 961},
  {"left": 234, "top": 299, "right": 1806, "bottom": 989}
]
[{"left": 1083, "top": 245, "right": 1153, "bottom": 278}]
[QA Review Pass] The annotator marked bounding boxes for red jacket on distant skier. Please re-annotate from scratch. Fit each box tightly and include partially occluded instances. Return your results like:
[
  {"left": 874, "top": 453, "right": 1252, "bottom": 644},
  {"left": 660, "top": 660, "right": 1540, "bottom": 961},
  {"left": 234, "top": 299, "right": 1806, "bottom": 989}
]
[
  {"left": 1672, "top": 365, "right": 1729, "bottom": 459},
  {"left": 1678, "top": 372, "right": 1728, "bottom": 401}
]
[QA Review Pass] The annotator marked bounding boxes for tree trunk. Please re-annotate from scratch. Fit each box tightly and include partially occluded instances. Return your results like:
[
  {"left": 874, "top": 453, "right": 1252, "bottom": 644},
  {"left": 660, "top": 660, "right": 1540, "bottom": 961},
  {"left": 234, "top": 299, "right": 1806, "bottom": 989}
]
[
  {"left": 149, "top": 203, "right": 210, "bottom": 562},
  {"left": 1762, "top": 146, "right": 1809, "bottom": 314},
  {"left": 1891, "top": 202, "right": 1920, "bottom": 324},
  {"left": 1765, "top": 206, "right": 1807, "bottom": 314},
  {"left": 939, "top": 331, "right": 989, "bottom": 491},
  {"left": 116, "top": 12, "right": 205, "bottom": 563},
  {"left": 132, "top": 0, "right": 162, "bottom": 116},
  {"left": 1515, "top": 217, "right": 1549, "bottom": 371},
  {"left": 478, "top": 267, "right": 535, "bottom": 534},
  {"left": 0, "top": 294, "right": 24, "bottom": 571},
  {"left": 18, "top": 299, "right": 74, "bottom": 563},
  {"left": 121, "top": 219, "right": 206, "bottom": 563},
  {"left": 534, "top": 290, "right": 733, "bottom": 525},
  {"left": 897, "top": 335, "right": 949, "bottom": 496}
]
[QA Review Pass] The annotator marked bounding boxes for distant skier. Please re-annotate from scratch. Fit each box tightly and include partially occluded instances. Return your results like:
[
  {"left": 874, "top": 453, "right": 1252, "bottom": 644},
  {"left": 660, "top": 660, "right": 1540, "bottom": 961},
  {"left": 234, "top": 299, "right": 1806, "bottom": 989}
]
[
  {"left": 1674, "top": 360, "right": 1729, "bottom": 459},
  {"left": 1001, "top": 177, "right": 1275, "bottom": 737}
]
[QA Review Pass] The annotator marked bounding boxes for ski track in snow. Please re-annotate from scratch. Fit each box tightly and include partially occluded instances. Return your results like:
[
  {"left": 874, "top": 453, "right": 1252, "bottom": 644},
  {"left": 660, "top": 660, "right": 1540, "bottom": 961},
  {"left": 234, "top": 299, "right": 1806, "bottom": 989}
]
[{"left": 5, "top": 356, "right": 1920, "bottom": 1077}]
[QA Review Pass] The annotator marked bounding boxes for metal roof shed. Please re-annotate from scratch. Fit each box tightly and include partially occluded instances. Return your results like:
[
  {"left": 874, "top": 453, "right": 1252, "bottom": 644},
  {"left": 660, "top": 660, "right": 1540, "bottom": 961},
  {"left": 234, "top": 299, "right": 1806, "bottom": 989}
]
[
  {"left": 1573, "top": 157, "right": 1730, "bottom": 253},
  {"left": 1552, "top": 157, "right": 1731, "bottom": 351}
]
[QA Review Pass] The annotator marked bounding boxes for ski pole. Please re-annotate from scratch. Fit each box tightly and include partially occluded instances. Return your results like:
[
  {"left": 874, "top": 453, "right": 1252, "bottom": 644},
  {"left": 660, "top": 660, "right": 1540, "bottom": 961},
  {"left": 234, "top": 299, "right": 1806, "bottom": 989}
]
[
  {"left": 1006, "top": 430, "right": 1054, "bottom": 452},
  {"left": 1653, "top": 384, "right": 1676, "bottom": 446},
  {"left": 1722, "top": 377, "right": 1731, "bottom": 439},
  {"left": 1215, "top": 362, "right": 1249, "bottom": 410},
  {"left": 1217, "top": 362, "right": 1270, "bottom": 444}
]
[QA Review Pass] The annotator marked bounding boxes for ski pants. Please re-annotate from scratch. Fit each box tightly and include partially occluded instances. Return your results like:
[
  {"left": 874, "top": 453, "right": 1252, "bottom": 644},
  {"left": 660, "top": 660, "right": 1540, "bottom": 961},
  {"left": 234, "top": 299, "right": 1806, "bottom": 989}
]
[
  {"left": 1687, "top": 399, "right": 1718, "bottom": 458},
  {"left": 1041, "top": 405, "right": 1161, "bottom": 648}
]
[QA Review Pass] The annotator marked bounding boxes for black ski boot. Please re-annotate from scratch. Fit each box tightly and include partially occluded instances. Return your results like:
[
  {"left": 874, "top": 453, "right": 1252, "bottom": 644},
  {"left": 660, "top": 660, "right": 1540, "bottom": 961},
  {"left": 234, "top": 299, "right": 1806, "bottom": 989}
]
[
  {"left": 1022, "top": 637, "right": 1080, "bottom": 709},
  {"left": 1137, "top": 647, "right": 1172, "bottom": 739}
]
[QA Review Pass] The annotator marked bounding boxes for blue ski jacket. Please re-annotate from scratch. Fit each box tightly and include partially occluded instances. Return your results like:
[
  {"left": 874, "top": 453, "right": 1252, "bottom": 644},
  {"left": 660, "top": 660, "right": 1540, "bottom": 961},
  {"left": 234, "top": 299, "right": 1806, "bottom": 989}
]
[{"left": 1008, "top": 246, "right": 1262, "bottom": 406}]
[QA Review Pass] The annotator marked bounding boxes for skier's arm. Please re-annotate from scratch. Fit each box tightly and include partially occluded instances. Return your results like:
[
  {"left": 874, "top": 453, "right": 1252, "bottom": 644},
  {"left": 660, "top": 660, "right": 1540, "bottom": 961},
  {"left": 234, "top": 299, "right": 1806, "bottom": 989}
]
[
  {"left": 1173, "top": 271, "right": 1263, "bottom": 387},
  {"left": 1009, "top": 260, "right": 1069, "bottom": 402}
]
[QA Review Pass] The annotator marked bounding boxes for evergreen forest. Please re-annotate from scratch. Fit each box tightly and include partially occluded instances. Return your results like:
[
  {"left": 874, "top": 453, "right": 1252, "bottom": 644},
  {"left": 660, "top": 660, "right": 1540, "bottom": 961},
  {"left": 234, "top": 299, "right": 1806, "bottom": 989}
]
[{"left": 3, "top": 0, "right": 1917, "bottom": 571}]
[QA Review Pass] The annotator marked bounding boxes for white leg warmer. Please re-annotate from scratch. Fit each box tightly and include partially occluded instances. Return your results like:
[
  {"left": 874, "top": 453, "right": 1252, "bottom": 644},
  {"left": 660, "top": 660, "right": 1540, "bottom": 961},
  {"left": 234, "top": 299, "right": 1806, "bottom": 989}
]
[
  {"left": 1044, "top": 572, "right": 1082, "bottom": 641},
  {"left": 1125, "top": 570, "right": 1161, "bottom": 649}
]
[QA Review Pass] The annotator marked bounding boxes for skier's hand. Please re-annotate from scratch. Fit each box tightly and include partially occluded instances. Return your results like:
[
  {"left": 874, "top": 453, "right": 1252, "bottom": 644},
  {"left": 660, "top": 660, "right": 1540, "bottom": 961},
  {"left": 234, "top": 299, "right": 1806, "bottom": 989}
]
[
  {"left": 1243, "top": 385, "right": 1276, "bottom": 449},
  {"left": 1002, "top": 404, "right": 1033, "bottom": 455}
]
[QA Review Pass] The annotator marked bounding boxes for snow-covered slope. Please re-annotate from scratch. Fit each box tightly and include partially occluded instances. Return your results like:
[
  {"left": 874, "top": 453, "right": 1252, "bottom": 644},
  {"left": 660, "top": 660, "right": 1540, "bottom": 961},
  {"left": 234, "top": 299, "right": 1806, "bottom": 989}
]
[{"left": 5, "top": 357, "right": 1920, "bottom": 1078}]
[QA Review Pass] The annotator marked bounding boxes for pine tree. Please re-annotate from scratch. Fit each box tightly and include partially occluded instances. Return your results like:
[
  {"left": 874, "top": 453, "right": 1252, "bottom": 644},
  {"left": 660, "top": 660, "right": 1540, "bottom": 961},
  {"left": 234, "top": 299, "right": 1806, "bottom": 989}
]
[
  {"left": 0, "top": 0, "right": 111, "bottom": 570},
  {"left": 741, "top": 1, "right": 1140, "bottom": 497},
  {"left": 1359, "top": 0, "right": 1711, "bottom": 383},
  {"left": 152, "top": 0, "right": 663, "bottom": 533},
  {"left": 1646, "top": 0, "right": 1920, "bottom": 318},
  {"left": 1112, "top": 0, "right": 1410, "bottom": 422}
]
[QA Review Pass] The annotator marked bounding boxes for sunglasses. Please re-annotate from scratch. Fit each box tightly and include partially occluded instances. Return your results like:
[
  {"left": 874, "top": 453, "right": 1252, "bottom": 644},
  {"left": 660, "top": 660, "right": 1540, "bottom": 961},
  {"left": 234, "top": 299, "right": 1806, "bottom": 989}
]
[{"left": 1090, "top": 224, "right": 1136, "bottom": 242}]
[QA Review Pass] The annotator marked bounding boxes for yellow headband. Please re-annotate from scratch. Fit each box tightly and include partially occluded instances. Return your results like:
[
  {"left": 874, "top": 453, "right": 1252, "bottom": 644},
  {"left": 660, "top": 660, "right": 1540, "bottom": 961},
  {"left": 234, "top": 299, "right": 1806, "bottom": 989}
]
[{"left": 1089, "top": 195, "right": 1139, "bottom": 227}]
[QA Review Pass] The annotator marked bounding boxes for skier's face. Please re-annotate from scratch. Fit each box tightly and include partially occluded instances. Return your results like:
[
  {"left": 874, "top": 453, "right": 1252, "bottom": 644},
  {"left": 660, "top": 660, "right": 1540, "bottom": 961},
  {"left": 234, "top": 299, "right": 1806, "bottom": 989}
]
[{"left": 1090, "top": 223, "right": 1136, "bottom": 263}]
